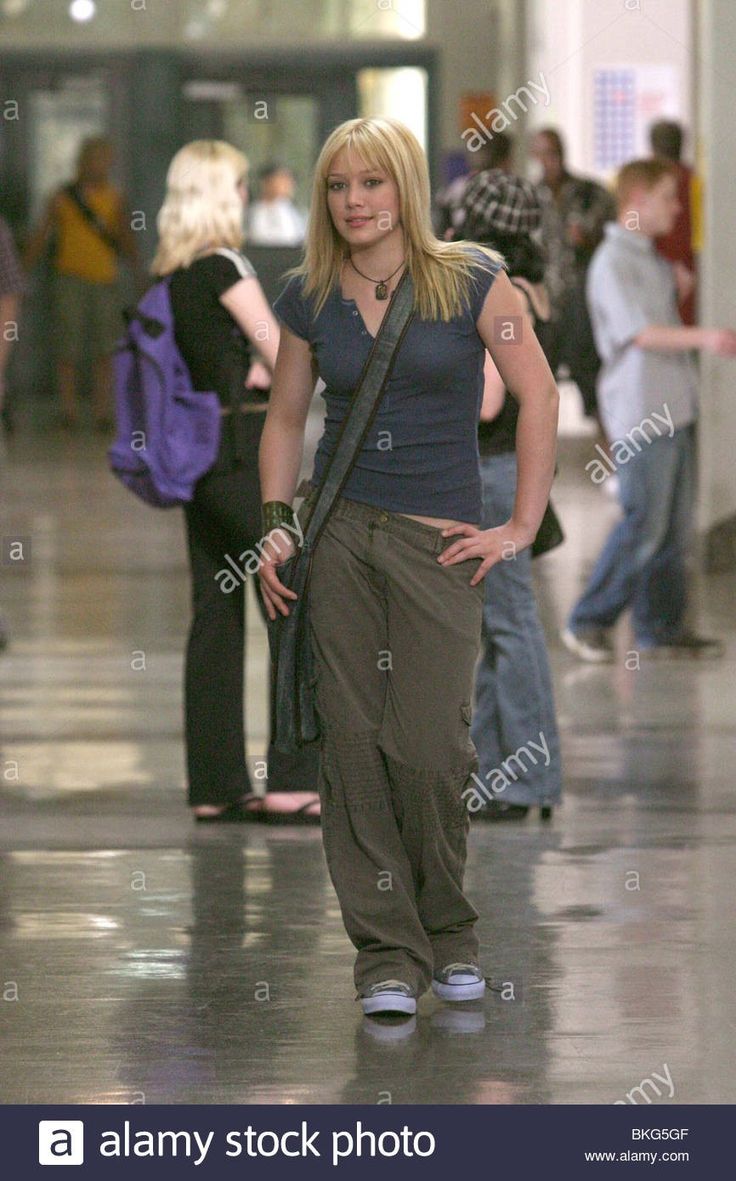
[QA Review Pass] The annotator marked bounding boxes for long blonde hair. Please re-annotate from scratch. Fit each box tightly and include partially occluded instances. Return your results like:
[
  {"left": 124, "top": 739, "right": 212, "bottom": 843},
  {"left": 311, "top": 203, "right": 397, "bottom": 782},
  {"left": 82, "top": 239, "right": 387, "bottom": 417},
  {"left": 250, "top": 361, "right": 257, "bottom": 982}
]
[
  {"left": 151, "top": 140, "right": 248, "bottom": 275},
  {"left": 296, "top": 117, "right": 502, "bottom": 321}
]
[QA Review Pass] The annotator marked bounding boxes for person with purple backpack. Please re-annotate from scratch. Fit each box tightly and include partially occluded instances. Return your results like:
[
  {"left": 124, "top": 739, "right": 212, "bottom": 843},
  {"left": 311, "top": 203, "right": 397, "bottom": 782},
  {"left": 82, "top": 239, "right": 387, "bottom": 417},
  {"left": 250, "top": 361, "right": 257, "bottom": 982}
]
[{"left": 150, "top": 140, "right": 320, "bottom": 823}]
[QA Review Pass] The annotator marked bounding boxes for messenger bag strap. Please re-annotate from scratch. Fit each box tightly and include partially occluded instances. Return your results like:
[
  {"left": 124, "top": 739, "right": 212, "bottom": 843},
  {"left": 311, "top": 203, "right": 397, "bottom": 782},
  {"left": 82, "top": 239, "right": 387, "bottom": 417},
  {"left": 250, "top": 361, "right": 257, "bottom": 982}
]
[
  {"left": 300, "top": 267, "right": 415, "bottom": 551},
  {"left": 64, "top": 183, "right": 123, "bottom": 257}
]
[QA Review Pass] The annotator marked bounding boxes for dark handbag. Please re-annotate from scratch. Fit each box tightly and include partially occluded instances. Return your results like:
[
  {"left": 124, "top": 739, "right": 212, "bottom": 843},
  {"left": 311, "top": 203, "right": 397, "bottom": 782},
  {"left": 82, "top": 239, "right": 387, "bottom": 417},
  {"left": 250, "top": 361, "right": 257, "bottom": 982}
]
[
  {"left": 267, "top": 270, "right": 416, "bottom": 753},
  {"left": 532, "top": 498, "right": 564, "bottom": 558}
]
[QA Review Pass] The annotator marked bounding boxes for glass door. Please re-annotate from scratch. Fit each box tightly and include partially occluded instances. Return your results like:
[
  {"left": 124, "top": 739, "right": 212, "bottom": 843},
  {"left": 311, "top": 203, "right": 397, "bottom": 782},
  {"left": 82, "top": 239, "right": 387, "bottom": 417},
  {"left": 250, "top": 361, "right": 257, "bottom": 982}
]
[
  {"left": 182, "top": 83, "right": 319, "bottom": 211},
  {"left": 28, "top": 75, "right": 110, "bottom": 219}
]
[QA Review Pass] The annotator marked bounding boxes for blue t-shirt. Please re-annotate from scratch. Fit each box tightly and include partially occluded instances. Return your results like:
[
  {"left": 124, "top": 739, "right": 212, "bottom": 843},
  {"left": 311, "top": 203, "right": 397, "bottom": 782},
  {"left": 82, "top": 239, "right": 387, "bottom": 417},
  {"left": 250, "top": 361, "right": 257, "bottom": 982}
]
[{"left": 273, "top": 248, "right": 501, "bottom": 523}]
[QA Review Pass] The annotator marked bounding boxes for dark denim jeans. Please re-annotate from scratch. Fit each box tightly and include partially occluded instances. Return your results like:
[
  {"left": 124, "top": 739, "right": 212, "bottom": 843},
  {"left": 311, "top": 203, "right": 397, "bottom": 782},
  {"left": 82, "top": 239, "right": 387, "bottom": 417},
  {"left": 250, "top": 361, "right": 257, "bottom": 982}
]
[{"left": 569, "top": 424, "right": 695, "bottom": 647}]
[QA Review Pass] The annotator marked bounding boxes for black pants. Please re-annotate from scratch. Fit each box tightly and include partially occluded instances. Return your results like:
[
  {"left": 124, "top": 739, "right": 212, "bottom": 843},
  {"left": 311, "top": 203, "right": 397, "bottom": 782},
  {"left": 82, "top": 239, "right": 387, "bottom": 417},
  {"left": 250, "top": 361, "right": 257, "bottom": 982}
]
[
  {"left": 548, "top": 273, "right": 601, "bottom": 419},
  {"left": 183, "top": 413, "right": 319, "bottom": 805}
]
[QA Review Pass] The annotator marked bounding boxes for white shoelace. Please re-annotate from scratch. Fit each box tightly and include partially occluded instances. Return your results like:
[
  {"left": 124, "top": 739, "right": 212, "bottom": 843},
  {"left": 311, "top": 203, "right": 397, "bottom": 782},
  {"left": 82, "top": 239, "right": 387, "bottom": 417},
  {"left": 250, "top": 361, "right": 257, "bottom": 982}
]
[{"left": 368, "top": 979, "right": 411, "bottom": 994}]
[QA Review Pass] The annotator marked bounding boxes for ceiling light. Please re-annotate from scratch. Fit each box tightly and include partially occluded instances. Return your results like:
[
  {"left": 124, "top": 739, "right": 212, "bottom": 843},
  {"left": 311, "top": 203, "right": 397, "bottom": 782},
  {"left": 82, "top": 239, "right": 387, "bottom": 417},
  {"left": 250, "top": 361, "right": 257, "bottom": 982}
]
[{"left": 69, "top": 0, "right": 96, "bottom": 22}]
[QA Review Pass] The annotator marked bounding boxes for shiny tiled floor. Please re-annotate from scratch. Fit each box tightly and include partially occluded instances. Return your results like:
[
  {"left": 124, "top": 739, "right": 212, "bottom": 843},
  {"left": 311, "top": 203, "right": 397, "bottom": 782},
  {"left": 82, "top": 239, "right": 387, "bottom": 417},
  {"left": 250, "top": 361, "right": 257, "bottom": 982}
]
[{"left": 1, "top": 396, "right": 735, "bottom": 1104}]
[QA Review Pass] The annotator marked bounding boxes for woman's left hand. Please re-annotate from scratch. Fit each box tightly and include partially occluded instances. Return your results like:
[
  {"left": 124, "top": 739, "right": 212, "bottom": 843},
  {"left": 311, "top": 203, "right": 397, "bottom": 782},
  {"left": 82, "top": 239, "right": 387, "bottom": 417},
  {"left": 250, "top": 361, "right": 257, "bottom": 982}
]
[
  {"left": 245, "top": 359, "right": 272, "bottom": 390},
  {"left": 437, "top": 520, "right": 535, "bottom": 586}
]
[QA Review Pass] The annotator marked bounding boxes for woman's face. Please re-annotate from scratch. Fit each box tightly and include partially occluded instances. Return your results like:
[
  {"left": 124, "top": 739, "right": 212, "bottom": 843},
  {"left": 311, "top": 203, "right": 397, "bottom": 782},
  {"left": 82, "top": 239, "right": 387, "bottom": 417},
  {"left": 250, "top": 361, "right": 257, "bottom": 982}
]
[{"left": 325, "top": 148, "right": 401, "bottom": 248}]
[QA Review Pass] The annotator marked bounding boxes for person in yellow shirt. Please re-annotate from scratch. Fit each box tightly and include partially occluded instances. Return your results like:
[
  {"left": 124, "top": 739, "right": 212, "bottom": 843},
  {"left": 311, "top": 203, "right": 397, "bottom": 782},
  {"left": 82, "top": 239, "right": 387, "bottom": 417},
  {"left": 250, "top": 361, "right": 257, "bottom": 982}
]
[{"left": 26, "top": 136, "right": 141, "bottom": 430}]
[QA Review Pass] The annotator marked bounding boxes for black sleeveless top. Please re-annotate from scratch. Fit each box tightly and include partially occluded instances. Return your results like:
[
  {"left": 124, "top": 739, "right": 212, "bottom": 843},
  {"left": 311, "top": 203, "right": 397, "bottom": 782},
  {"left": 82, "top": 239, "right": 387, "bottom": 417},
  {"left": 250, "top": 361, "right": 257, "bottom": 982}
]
[
  {"left": 477, "top": 280, "right": 553, "bottom": 457},
  {"left": 169, "top": 248, "right": 263, "bottom": 409}
]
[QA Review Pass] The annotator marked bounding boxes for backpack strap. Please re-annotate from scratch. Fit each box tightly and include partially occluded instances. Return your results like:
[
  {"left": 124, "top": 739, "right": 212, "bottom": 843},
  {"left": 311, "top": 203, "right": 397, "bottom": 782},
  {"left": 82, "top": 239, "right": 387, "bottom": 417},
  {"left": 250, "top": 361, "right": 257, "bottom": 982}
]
[{"left": 509, "top": 277, "right": 537, "bottom": 321}]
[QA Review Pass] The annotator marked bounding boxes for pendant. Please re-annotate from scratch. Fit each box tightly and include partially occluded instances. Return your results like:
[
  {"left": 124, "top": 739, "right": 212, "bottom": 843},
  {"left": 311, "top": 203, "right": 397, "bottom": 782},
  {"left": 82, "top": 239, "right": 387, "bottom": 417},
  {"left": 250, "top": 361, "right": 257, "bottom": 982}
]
[{"left": 375, "top": 281, "right": 388, "bottom": 300}]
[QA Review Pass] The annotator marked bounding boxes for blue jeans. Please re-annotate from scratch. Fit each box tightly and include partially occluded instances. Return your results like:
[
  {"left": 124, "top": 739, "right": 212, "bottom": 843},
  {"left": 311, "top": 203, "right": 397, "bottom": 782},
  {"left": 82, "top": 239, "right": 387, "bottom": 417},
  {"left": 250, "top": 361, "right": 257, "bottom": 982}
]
[
  {"left": 569, "top": 424, "right": 695, "bottom": 646},
  {"left": 471, "top": 451, "right": 563, "bottom": 807}
]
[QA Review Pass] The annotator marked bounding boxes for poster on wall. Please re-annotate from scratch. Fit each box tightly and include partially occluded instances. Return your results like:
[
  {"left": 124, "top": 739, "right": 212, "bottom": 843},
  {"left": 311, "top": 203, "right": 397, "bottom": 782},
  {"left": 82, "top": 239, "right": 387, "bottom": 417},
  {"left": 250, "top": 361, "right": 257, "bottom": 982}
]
[{"left": 593, "top": 64, "right": 680, "bottom": 176}]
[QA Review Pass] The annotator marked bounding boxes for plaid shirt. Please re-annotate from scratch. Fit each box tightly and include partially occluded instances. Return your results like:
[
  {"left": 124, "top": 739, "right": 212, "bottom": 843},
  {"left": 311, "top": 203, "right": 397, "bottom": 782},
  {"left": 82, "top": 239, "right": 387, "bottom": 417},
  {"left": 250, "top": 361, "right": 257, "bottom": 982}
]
[
  {"left": 0, "top": 217, "right": 26, "bottom": 297},
  {"left": 462, "top": 169, "right": 542, "bottom": 240}
]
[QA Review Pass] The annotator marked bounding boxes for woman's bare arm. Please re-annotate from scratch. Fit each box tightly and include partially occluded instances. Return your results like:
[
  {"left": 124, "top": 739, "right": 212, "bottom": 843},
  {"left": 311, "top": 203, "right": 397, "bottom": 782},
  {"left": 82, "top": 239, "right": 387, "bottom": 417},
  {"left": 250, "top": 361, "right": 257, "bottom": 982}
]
[
  {"left": 480, "top": 351, "right": 506, "bottom": 422},
  {"left": 257, "top": 325, "right": 316, "bottom": 618},
  {"left": 23, "top": 195, "right": 58, "bottom": 270},
  {"left": 258, "top": 325, "right": 315, "bottom": 503},
  {"left": 220, "top": 277, "right": 282, "bottom": 370},
  {"left": 476, "top": 269, "right": 559, "bottom": 545}
]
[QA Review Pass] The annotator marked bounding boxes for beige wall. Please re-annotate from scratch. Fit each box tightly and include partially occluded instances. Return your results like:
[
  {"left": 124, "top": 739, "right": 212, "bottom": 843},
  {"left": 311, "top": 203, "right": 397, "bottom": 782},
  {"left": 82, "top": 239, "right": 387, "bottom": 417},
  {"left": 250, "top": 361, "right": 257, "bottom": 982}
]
[
  {"left": 526, "top": 0, "right": 693, "bottom": 180},
  {"left": 427, "top": 0, "right": 527, "bottom": 158}
]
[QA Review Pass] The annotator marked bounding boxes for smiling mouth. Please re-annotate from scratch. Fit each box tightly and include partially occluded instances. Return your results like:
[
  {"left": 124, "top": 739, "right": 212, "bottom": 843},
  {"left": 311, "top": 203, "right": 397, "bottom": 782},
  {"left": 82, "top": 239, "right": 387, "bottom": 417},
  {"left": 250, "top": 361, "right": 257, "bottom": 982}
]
[{"left": 346, "top": 216, "right": 370, "bottom": 226}]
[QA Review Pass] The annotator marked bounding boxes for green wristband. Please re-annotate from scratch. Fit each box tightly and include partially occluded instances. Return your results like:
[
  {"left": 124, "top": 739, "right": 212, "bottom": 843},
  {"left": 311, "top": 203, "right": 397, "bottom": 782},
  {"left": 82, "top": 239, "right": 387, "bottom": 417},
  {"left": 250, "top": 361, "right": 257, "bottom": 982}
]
[{"left": 261, "top": 500, "right": 296, "bottom": 536}]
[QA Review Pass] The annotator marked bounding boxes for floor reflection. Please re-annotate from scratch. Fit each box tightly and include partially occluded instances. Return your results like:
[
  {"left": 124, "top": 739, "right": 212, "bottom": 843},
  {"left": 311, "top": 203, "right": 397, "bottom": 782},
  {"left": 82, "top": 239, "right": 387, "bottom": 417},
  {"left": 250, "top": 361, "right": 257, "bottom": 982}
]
[{"left": 1, "top": 417, "right": 735, "bottom": 1103}]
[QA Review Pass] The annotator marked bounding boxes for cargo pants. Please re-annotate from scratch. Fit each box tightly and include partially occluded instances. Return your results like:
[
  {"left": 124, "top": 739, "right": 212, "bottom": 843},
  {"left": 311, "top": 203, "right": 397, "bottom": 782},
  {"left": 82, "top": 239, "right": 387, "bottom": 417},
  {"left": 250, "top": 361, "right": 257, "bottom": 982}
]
[{"left": 297, "top": 490, "right": 486, "bottom": 996}]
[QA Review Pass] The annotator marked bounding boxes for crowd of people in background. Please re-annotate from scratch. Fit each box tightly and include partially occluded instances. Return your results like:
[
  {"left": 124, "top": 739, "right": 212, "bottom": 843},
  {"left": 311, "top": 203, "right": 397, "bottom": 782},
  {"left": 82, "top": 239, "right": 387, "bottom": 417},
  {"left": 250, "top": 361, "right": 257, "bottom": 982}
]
[
  {"left": 0, "top": 120, "right": 702, "bottom": 446},
  {"left": 0, "top": 115, "right": 729, "bottom": 831}
]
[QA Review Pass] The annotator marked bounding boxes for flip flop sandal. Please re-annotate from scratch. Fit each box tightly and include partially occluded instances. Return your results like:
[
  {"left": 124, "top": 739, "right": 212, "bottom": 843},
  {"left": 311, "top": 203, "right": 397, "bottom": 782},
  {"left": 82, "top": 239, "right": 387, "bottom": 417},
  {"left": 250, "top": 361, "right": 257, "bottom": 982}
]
[
  {"left": 260, "top": 799, "right": 321, "bottom": 826},
  {"left": 194, "top": 795, "right": 264, "bottom": 824}
]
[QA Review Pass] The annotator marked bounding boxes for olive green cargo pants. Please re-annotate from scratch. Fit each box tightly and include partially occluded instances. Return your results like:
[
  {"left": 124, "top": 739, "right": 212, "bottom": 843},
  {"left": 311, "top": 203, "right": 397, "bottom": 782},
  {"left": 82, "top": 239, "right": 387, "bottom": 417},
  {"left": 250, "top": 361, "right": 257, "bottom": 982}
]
[{"left": 298, "top": 491, "right": 485, "bottom": 996}]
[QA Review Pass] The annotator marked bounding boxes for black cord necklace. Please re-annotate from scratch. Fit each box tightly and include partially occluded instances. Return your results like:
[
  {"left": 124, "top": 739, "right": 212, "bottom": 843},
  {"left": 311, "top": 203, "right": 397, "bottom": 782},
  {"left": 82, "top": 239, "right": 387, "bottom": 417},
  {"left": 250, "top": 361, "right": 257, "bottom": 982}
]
[{"left": 349, "top": 256, "right": 405, "bottom": 300}]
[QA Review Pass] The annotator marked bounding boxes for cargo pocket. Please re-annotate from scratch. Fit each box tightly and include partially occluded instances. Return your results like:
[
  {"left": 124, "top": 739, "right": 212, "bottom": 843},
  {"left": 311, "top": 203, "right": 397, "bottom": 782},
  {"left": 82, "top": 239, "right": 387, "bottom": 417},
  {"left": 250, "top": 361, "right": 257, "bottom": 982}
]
[{"left": 458, "top": 701, "right": 479, "bottom": 780}]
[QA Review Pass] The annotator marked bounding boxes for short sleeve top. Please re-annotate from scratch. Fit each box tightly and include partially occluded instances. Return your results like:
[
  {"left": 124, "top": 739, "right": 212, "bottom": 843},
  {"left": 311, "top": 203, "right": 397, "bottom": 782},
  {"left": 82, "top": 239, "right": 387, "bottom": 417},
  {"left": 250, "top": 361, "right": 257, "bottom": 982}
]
[
  {"left": 55, "top": 183, "right": 123, "bottom": 284},
  {"left": 273, "top": 247, "right": 501, "bottom": 523},
  {"left": 169, "top": 248, "right": 257, "bottom": 407}
]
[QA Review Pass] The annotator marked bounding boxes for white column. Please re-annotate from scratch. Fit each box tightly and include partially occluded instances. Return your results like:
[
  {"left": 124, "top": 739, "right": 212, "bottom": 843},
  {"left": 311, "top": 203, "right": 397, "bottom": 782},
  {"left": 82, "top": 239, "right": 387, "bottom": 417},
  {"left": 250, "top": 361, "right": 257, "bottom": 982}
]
[{"left": 697, "top": 0, "right": 736, "bottom": 564}]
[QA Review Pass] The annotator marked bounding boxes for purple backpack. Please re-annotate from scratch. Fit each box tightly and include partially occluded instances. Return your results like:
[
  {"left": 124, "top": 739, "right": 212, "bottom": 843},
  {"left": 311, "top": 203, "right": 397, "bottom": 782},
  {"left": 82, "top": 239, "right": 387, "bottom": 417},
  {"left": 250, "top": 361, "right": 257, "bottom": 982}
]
[{"left": 108, "top": 278, "right": 221, "bottom": 507}]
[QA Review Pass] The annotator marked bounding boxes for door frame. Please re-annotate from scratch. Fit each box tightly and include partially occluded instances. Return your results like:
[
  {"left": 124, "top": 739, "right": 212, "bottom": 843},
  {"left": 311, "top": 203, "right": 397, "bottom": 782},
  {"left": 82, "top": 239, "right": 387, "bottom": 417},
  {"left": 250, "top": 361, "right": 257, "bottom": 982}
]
[{"left": 0, "top": 44, "right": 439, "bottom": 235}]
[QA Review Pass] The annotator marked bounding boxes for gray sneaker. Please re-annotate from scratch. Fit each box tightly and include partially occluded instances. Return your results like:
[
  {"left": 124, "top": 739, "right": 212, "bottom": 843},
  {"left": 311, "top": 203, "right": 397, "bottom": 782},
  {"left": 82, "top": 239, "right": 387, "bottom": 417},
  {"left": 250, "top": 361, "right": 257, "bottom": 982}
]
[
  {"left": 360, "top": 980, "right": 417, "bottom": 1016},
  {"left": 431, "top": 963, "right": 486, "bottom": 1002},
  {"left": 561, "top": 626, "right": 614, "bottom": 663}
]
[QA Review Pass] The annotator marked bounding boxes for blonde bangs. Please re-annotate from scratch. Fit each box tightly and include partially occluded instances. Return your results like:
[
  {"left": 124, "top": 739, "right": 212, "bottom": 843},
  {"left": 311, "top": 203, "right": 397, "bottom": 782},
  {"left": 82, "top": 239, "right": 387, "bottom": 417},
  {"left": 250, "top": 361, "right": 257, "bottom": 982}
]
[
  {"left": 294, "top": 117, "right": 503, "bottom": 321},
  {"left": 151, "top": 140, "right": 248, "bottom": 276}
]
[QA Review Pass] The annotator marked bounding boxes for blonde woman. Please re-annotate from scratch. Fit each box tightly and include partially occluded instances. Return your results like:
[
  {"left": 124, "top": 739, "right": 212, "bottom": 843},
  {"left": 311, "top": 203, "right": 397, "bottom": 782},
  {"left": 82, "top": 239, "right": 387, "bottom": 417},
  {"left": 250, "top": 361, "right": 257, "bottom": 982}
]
[
  {"left": 258, "top": 118, "right": 559, "bottom": 1015},
  {"left": 152, "top": 140, "right": 320, "bottom": 824}
]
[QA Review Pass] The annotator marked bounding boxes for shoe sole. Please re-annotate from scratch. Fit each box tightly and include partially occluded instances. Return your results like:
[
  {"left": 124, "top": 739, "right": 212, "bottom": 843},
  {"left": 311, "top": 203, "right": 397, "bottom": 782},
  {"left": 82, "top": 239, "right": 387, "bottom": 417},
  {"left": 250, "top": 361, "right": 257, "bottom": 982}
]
[
  {"left": 194, "top": 806, "right": 262, "bottom": 824},
  {"left": 431, "top": 979, "right": 486, "bottom": 1002},
  {"left": 561, "top": 628, "right": 613, "bottom": 663},
  {"left": 471, "top": 806, "right": 529, "bottom": 821},
  {"left": 361, "top": 993, "right": 417, "bottom": 1016},
  {"left": 362, "top": 1015, "right": 418, "bottom": 1040},
  {"left": 639, "top": 646, "right": 724, "bottom": 661}
]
